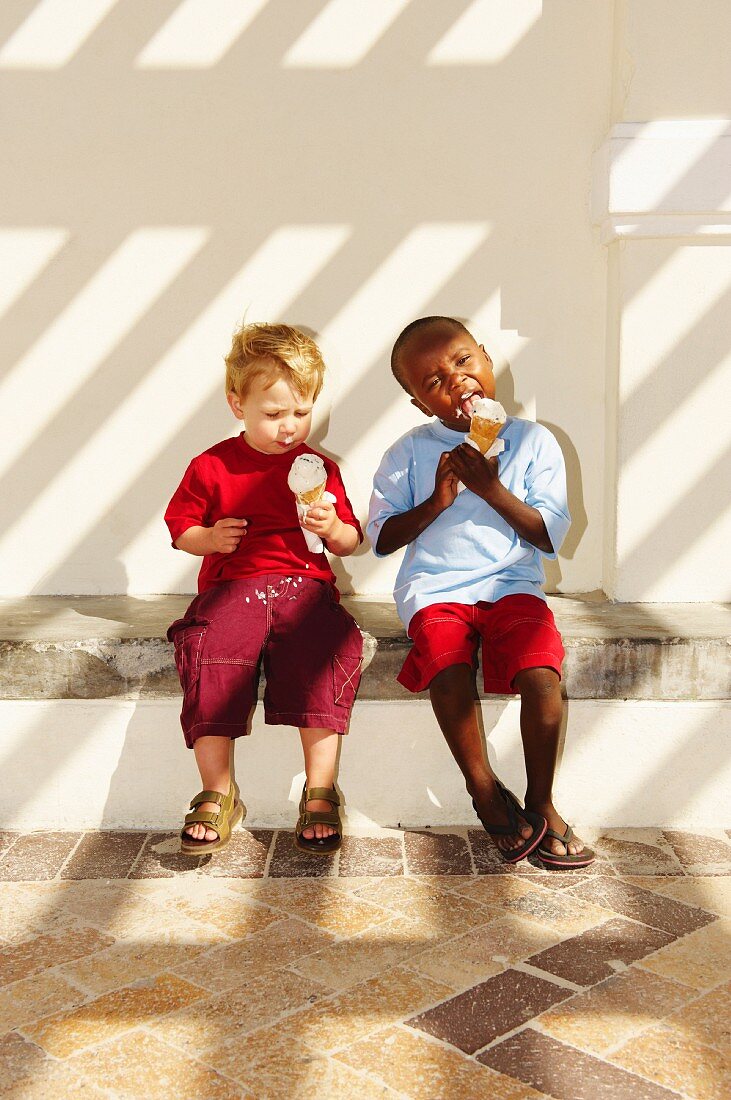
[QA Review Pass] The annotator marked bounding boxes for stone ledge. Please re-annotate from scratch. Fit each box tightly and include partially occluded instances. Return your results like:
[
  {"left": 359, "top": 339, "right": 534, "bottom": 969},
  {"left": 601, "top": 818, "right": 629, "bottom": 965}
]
[{"left": 0, "top": 594, "right": 728, "bottom": 702}]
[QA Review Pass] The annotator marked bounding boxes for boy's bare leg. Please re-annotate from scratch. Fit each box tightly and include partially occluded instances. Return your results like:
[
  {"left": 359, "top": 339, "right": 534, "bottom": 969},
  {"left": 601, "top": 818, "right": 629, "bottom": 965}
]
[
  {"left": 299, "top": 727, "right": 340, "bottom": 840},
  {"left": 429, "top": 664, "right": 533, "bottom": 854},
  {"left": 513, "top": 667, "right": 586, "bottom": 856},
  {"left": 184, "top": 735, "right": 232, "bottom": 842}
]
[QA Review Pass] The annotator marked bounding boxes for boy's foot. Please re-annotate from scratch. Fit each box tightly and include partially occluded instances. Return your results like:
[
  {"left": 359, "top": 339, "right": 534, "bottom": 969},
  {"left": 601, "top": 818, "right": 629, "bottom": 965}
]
[
  {"left": 180, "top": 783, "right": 242, "bottom": 856},
  {"left": 300, "top": 797, "right": 337, "bottom": 841},
  {"left": 295, "top": 786, "right": 342, "bottom": 854},
  {"left": 471, "top": 785, "right": 536, "bottom": 857},
  {"left": 525, "top": 800, "right": 590, "bottom": 859},
  {"left": 184, "top": 799, "right": 225, "bottom": 843}
]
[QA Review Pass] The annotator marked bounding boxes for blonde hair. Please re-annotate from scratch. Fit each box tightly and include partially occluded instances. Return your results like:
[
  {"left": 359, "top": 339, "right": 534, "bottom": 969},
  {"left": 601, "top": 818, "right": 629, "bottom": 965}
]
[{"left": 225, "top": 322, "right": 326, "bottom": 401}]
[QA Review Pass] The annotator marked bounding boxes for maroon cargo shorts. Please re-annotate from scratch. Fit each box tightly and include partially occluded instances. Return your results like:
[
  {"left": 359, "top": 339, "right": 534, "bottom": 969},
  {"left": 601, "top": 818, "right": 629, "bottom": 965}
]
[{"left": 167, "top": 575, "right": 364, "bottom": 747}]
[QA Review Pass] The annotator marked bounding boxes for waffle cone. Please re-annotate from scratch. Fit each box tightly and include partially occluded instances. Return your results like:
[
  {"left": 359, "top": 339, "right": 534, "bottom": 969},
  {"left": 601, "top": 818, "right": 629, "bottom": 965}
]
[
  {"left": 468, "top": 415, "right": 503, "bottom": 455},
  {"left": 297, "top": 480, "right": 326, "bottom": 506}
]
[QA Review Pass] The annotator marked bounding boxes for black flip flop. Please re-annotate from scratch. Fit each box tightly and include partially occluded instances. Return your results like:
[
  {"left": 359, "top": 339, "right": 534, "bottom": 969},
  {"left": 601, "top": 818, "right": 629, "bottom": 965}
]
[
  {"left": 537, "top": 824, "right": 595, "bottom": 869},
  {"left": 472, "top": 781, "right": 547, "bottom": 864}
]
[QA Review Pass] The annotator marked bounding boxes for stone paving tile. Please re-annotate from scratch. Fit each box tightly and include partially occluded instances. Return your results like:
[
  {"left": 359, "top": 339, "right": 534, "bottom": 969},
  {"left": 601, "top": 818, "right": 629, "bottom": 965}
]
[
  {"left": 247, "top": 1056, "right": 405, "bottom": 1100},
  {"left": 338, "top": 835, "right": 404, "bottom": 876},
  {"left": 408, "top": 967, "right": 573, "bottom": 1054},
  {"left": 22, "top": 972, "right": 207, "bottom": 1057},
  {"left": 570, "top": 876, "right": 717, "bottom": 937},
  {"left": 0, "top": 969, "right": 88, "bottom": 1032},
  {"left": 197, "top": 828, "right": 273, "bottom": 877},
  {"left": 58, "top": 939, "right": 209, "bottom": 997},
  {"left": 502, "top": 886, "right": 612, "bottom": 935},
  {"left": 336, "top": 1024, "right": 540, "bottom": 1099},
  {"left": 0, "top": 882, "right": 81, "bottom": 943},
  {"left": 172, "top": 916, "right": 334, "bottom": 993},
  {"left": 662, "top": 830, "right": 731, "bottom": 875},
  {"left": 248, "top": 879, "right": 392, "bottom": 937},
  {"left": 404, "top": 830, "right": 473, "bottom": 875},
  {"left": 0, "top": 1030, "right": 48, "bottom": 1093},
  {"left": 448, "top": 873, "right": 545, "bottom": 907},
  {"left": 537, "top": 966, "right": 697, "bottom": 1055},
  {"left": 150, "top": 966, "right": 328, "bottom": 1052},
  {"left": 609, "top": 1019, "right": 731, "bottom": 1100},
  {"left": 479, "top": 1027, "right": 681, "bottom": 1099},
  {"left": 0, "top": 924, "right": 114, "bottom": 985},
  {"left": 274, "top": 964, "right": 453, "bottom": 1056},
  {"left": 68, "top": 1028, "right": 246, "bottom": 1099},
  {"left": 0, "top": 832, "right": 82, "bottom": 880},
  {"left": 637, "top": 917, "right": 731, "bottom": 990},
  {"left": 0, "top": 1055, "right": 109, "bottom": 1099},
  {"left": 662, "top": 982, "right": 731, "bottom": 1052},
  {"left": 645, "top": 875, "right": 731, "bottom": 917},
  {"left": 407, "top": 912, "right": 564, "bottom": 990},
  {"left": 61, "top": 831, "right": 147, "bottom": 879},
  {"left": 206, "top": 1022, "right": 402, "bottom": 1099},
  {"left": 129, "top": 832, "right": 203, "bottom": 877},
  {"left": 592, "top": 832, "right": 684, "bottom": 876},
  {"left": 0, "top": 832, "right": 19, "bottom": 859},
  {"left": 526, "top": 916, "right": 675, "bottom": 987},
  {"left": 268, "top": 831, "right": 338, "bottom": 877},
  {"left": 290, "top": 914, "right": 434, "bottom": 992}
]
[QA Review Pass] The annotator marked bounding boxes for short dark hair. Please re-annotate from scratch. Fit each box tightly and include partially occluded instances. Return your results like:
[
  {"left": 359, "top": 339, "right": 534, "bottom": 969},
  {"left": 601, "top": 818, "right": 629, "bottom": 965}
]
[{"left": 390, "top": 315, "right": 472, "bottom": 394}]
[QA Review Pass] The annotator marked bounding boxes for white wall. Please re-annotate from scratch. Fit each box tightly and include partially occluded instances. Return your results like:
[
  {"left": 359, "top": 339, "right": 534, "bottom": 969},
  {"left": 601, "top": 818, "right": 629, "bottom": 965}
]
[
  {"left": 597, "top": 1, "right": 731, "bottom": 600},
  {"left": 0, "top": 0, "right": 612, "bottom": 596},
  {"left": 0, "top": 1, "right": 728, "bottom": 601}
]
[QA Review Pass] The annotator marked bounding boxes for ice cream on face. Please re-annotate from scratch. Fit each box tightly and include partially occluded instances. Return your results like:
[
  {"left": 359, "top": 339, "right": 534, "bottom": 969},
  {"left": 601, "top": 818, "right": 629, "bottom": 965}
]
[
  {"left": 288, "top": 453, "right": 327, "bottom": 504},
  {"left": 467, "top": 397, "right": 506, "bottom": 455}
]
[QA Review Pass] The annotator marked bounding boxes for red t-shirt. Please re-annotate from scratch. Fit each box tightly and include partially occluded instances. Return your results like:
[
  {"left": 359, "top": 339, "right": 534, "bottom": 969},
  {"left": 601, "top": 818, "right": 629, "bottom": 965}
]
[{"left": 165, "top": 435, "right": 362, "bottom": 593}]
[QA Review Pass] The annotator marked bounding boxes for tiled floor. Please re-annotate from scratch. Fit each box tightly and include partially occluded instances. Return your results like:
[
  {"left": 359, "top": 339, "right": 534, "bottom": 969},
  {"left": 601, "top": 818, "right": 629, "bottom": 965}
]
[{"left": 1, "top": 827, "right": 729, "bottom": 1099}]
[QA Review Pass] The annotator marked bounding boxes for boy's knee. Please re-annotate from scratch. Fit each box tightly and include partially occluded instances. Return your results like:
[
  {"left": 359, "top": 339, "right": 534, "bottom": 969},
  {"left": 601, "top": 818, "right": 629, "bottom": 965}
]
[
  {"left": 429, "top": 662, "right": 475, "bottom": 696},
  {"left": 513, "top": 667, "right": 562, "bottom": 707}
]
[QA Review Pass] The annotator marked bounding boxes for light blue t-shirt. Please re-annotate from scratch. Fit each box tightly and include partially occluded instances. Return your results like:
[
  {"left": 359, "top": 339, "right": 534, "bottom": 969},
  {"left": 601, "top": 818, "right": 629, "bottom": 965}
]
[{"left": 367, "top": 417, "right": 571, "bottom": 630}]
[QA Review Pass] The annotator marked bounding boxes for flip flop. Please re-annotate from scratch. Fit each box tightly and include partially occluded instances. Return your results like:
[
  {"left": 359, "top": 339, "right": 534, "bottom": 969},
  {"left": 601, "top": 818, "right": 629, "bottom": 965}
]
[
  {"left": 537, "top": 824, "right": 595, "bottom": 869},
  {"left": 472, "top": 781, "right": 547, "bottom": 864}
]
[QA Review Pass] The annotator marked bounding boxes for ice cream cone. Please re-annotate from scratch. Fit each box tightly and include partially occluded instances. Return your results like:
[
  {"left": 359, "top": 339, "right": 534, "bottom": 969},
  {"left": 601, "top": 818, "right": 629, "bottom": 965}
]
[
  {"left": 296, "top": 480, "right": 326, "bottom": 507},
  {"left": 468, "top": 415, "right": 503, "bottom": 455}
]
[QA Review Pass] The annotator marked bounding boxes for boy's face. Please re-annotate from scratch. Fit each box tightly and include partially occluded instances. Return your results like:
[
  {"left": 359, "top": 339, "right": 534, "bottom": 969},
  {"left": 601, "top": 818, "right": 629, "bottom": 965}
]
[
  {"left": 228, "top": 369, "right": 314, "bottom": 455},
  {"left": 400, "top": 323, "right": 496, "bottom": 431}
]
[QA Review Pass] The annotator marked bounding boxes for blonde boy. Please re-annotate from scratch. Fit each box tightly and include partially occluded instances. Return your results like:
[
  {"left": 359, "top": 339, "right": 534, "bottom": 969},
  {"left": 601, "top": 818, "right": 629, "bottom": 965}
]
[{"left": 166, "top": 323, "right": 363, "bottom": 854}]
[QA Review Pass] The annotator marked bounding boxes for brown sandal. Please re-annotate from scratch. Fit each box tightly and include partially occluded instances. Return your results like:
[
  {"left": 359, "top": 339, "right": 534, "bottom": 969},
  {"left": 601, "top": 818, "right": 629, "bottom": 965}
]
[
  {"left": 295, "top": 785, "right": 342, "bottom": 855},
  {"left": 180, "top": 781, "right": 242, "bottom": 856}
]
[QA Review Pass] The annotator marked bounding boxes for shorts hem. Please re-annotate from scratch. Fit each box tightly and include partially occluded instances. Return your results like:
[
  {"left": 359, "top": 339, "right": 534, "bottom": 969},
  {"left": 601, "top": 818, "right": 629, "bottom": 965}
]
[
  {"left": 265, "top": 711, "right": 350, "bottom": 735},
  {"left": 397, "top": 655, "right": 474, "bottom": 694},
  {"left": 483, "top": 653, "right": 563, "bottom": 695},
  {"left": 185, "top": 721, "right": 250, "bottom": 749}
]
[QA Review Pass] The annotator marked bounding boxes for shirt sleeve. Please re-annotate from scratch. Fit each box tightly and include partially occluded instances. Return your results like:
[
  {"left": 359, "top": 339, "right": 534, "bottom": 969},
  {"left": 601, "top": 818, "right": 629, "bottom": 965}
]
[
  {"left": 366, "top": 439, "right": 415, "bottom": 557},
  {"left": 164, "top": 458, "right": 211, "bottom": 547},
  {"left": 523, "top": 426, "right": 571, "bottom": 558},
  {"left": 326, "top": 461, "right": 363, "bottom": 544}
]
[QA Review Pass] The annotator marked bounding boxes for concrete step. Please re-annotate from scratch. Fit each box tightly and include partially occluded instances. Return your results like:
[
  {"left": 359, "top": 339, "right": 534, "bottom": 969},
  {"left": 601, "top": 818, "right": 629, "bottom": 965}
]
[
  {"left": 0, "top": 594, "right": 729, "bottom": 701},
  {"left": 1, "top": 596, "right": 729, "bottom": 831}
]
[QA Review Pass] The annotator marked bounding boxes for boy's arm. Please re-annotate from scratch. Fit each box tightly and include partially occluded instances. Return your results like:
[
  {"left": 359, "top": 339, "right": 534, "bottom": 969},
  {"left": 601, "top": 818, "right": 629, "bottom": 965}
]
[
  {"left": 175, "top": 518, "right": 248, "bottom": 556},
  {"left": 375, "top": 451, "right": 458, "bottom": 555},
  {"left": 448, "top": 440, "right": 560, "bottom": 554}
]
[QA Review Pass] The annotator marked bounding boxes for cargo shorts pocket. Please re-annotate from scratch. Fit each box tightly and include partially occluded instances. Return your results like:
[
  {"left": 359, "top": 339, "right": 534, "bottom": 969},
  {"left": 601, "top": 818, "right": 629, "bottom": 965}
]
[
  {"left": 168, "top": 618, "right": 209, "bottom": 694},
  {"left": 332, "top": 654, "right": 362, "bottom": 710}
]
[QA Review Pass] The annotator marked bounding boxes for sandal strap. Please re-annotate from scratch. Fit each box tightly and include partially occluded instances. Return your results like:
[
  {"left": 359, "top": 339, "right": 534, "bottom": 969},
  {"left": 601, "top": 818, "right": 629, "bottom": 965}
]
[
  {"left": 190, "top": 789, "right": 225, "bottom": 809},
  {"left": 305, "top": 786, "right": 339, "bottom": 806},
  {"left": 299, "top": 809, "right": 341, "bottom": 829},
  {"left": 542, "top": 825, "right": 574, "bottom": 845},
  {"left": 184, "top": 810, "right": 221, "bottom": 827}
]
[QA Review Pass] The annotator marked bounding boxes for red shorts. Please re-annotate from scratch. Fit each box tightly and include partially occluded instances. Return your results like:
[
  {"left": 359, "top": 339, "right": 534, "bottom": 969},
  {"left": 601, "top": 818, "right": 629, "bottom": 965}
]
[
  {"left": 168, "top": 576, "right": 364, "bottom": 747},
  {"left": 398, "top": 594, "right": 564, "bottom": 694}
]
